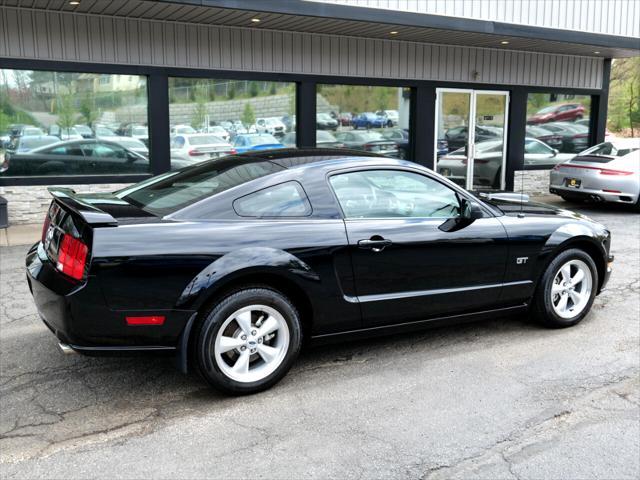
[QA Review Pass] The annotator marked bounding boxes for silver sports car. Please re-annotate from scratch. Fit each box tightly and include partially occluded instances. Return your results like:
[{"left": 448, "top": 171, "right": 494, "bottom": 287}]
[{"left": 549, "top": 138, "right": 640, "bottom": 210}]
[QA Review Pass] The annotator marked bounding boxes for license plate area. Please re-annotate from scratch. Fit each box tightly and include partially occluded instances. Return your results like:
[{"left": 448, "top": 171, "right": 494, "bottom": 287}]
[{"left": 565, "top": 178, "right": 581, "bottom": 188}]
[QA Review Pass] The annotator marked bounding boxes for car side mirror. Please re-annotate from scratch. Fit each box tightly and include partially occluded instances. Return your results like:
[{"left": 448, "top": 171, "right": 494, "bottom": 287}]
[
  {"left": 460, "top": 198, "right": 484, "bottom": 221},
  {"left": 439, "top": 198, "right": 483, "bottom": 232},
  {"left": 552, "top": 148, "right": 559, "bottom": 156}
]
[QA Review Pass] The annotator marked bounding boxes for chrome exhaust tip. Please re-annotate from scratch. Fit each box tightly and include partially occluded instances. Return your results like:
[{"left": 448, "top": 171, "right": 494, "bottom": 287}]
[{"left": 58, "top": 342, "right": 77, "bottom": 355}]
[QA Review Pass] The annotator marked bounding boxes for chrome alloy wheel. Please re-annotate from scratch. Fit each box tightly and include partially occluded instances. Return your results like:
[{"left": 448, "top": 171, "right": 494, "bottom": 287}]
[
  {"left": 551, "top": 259, "right": 593, "bottom": 319},
  {"left": 214, "top": 305, "right": 290, "bottom": 383}
]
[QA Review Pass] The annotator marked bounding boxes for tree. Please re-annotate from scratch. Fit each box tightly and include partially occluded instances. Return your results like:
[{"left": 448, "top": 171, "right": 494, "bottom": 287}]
[
  {"left": 55, "top": 94, "right": 76, "bottom": 130},
  {"left": 242, "top": 102, "right": 255, "bottom": 127},
  {"left": 608, "top": 57, "right": 640, "bottom": 135},
  {"left": 79, "top": 94, "right": 99, "bottom": 128},
  {"left": 249, "top": 82, "right": 259, "bottom": 98},
  {"left": 191, "top": 82, "right": 208, "bottom": 130}
]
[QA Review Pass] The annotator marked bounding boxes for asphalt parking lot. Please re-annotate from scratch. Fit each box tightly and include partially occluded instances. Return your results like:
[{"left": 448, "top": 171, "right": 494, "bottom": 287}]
[{"left": 1, "top": 198, "right": 638, "bottom": 479}]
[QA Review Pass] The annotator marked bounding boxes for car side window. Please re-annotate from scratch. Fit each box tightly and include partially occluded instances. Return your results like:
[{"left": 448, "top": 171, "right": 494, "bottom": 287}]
[
  {"left": 330, "top": 170, "right": 461, "bottom": 219},
  {"left": 233, "top": 181, "right": 312, "bottom": 218},
  {"left": 172, "top": 136, "right": 185, "bottom": 148},
  {"left": 525, "top": 139, "right": 552, "bottom": 155}
]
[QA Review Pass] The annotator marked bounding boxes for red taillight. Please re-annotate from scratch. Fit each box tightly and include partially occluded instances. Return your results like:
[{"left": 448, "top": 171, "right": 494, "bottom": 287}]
[
  {"left": 574, "top": 133, "right": 588, "bottom": 138},
  {"left": 41, "top": 214, "right": 51, "bottom": 243},
  {"left": 230, "top": 148, "right": 237, "bottom": 154},
  {"left": 126, "top": 316, "right": 165, "bottom": 326},
  {"left": 599, "top": 168, "right": 633, "bottom": 176},
  {"left": 553, "top": 164, "right": 633, "bottom": 176},
  {"left": 188, "top": 149, "right": 205, "bottom": 156},
  {"left": 56, "top": 234, "right": 88, "bottom": 280}
]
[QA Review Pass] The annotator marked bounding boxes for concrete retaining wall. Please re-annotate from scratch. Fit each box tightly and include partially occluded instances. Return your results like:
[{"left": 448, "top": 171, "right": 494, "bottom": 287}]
[{"left": 0, "top": 184, "right": 130, "bottom": 225}]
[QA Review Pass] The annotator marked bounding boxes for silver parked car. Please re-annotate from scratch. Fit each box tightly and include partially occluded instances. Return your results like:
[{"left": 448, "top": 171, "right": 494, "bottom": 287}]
[
  {"left": 549, "top": 138, "right": 640, "bottom": 210},
  {"left": 170, "top": 133, "right": 235, "bottom": 163}
]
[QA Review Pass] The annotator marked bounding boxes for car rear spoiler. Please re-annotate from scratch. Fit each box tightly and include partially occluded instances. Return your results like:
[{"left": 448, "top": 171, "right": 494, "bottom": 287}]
[{"left": 48, "top": 187, "right": 118, "bottom": 226}]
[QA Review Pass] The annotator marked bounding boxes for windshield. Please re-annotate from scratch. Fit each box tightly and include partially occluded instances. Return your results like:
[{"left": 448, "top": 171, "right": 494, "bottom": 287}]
[
  {"left": 118, "top": 159, "right": 284, "bottom": 215},
  {"left": 536, "top": 105, "right": 559, "bottom": 114},
  {"left": 132, "top": 127, "right": 148, "bottom": 135},
  {"left": 355, "top": 131, "right": 384, "bottom": 141},
  {"left": 246, "top": 134, "right": 279, "bottom": 146},
  {"left": 317, "top": 113, "right": 332, "bottom": 120},
  {"left": 174, "top": 126, "right": 195, "bottom": 134},
  {"left": 96, "top": 127, "right": 116, "bottom": 136},
  {"left": 317, "top": 131, "right": 337, "bottom": 142},
  {"left": 188, "top": 135, "right": 225, "bottom": 145},
  {"left": 115, "top": 138, "right": 145, "bottom": 148},
  {"left": 578, "top": 141, "right": 640, "bottom": 158},
  {"left": 19, "top": 136, "right": 59, "bottom": 150}
]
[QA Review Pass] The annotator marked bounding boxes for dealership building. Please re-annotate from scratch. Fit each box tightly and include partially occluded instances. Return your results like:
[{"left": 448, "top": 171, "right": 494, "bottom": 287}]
[{"left": 1, "top": 0, "right": 639, "bottom": 225}]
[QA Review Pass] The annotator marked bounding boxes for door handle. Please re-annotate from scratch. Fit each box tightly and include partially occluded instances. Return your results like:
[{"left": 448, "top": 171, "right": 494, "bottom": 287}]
[{"left": 358, "top": 237, "right": 392, "bottom": 252}]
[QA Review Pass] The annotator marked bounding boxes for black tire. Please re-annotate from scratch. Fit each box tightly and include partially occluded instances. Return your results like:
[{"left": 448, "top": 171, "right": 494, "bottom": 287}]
[
  {"left": 194, "top": 287, "right": 302, "bottom": 395},
  {"left": 530, "top": 248, "right": 598, "bottom": 328}
]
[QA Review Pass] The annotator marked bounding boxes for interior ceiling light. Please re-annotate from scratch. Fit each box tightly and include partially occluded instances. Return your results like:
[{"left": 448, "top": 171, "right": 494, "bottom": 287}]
[
  {"left": 69, "top": 1, "right": 80, "bottom": 5},
  {"left": 500, "top": 40, "right": 510, "bottom": 45},
  {"left": 251, "top": 18, "right": 261, "bottom": 23},
  {"left": 594, "top": 51, "right": 601, "bottom": 54},
  {"left": 390, "top": 31, "right": 399, "bottom": 35}
]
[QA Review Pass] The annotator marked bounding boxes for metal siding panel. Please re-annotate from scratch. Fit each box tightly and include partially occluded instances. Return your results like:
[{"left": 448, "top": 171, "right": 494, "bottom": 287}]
[
  {"left": 339, "top": 37, "right": 349, "bottom": 75},
  {"left": 139, "top": 18, "right": 152, "bottom": 66},
  {"left": 0, "top": 8, "right": 10, "bottom": 57},
  {"left": 241, "top": 29, "right": 252, "bottom": 71},
  {"left": 357, "top": 37, "right": 367, "bottom": 77},
  {"left": 230, "top": 29, "right": 243, "bottom": 70},
  {"left": 208, "top": 25, "right": 221, "bottom": 69},
  {"left": 163, "top": 22, "right": 176, "bottom": 67},
  {"left": 124, "top": 19, "right": 139, "bottom": 65},
  {"left": 19, "top": 10, "right": 35, "bottom": 58},
  {"left": 33, "top": 11, "right": 49, "bottom": 59},
  {"left": 312, "top": 35, "right": 324, "bottom": 73},
  {"left": 321, "top": 35, "right": 331, "bottom": 74},
  {"left": 303, "top": 34, "right": 313, "bottom": 74},
  {"left": 61, "top": 13, "right": 76, "bottom": 61},
  {"left": 101, "top": 17, "right": 116, "bottom": 63},
  {"left": 251, "top": 29, "right": 263, "bottom": 71},
  {"left": 198, "top": 26, "right": 209, "bottom": 68}
]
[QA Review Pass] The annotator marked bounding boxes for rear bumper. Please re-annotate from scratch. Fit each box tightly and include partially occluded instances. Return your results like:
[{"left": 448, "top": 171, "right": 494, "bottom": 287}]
[
  {"left": 549, "top": 186, "right": 639, "bottom": 204},
  {"left": 26, "top": 242, "right": 194, "bottom": 353}
]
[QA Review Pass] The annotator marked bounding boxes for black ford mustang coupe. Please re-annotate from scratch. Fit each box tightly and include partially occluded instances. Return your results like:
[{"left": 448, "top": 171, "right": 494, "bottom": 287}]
[{"left": 26, "top": 149, "right": 613, "bottom": 394}]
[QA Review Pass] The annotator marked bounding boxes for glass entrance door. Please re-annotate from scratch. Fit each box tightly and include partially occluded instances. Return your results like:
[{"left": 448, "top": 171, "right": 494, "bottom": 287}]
[{"left": 435, "top": 89, "right": 509, "bottom": 191}]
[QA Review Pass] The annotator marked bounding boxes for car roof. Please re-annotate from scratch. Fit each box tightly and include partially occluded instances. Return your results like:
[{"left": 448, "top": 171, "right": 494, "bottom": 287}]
[{"left": 218, "top": 148, "right": 393, "bottom": 170}]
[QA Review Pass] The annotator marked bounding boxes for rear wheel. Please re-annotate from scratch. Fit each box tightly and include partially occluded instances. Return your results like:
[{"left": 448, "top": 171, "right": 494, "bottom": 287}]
[
  {"left": 531, "top": 249, "right": 597, "bottom": 328},
  {"left": 195, "top": 287, "right": 302, "bottom": 395}
]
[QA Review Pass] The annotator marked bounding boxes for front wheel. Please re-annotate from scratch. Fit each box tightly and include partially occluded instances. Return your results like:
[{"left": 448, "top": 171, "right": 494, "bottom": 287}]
[
  {"left": 530, "top": 249, "right": 598, "bottom": 328},
  {"left": 195, "top": 287, "right": 302, "bottom": 395}
]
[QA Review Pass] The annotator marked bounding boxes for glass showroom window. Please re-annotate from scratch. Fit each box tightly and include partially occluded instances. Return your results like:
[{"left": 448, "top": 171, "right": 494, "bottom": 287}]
[
  {"left": 315, "top": 84, "right": 410, "bottom": 159},
  {"left": 168, "top": 78, "right": 295, "bottom": 169},
  {"left": 525, "top": 93, "right": 592, "bottom": 168},
  {"left": 0, "top": 68, "right": 150, "bottom": 177}
]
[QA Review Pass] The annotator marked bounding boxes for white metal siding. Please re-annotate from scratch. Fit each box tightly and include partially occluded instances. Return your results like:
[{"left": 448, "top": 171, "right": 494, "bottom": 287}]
[
  {"left": 308, "top": 0, "right": 640, "bottom": 38},
  {"left": 0, "top": 7, "right": 603, "bottom": 89}
]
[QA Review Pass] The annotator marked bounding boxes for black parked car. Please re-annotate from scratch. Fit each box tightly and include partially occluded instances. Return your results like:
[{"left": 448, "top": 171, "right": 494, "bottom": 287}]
[
  {"left": 3, "top": 139, "right": 149, "bottom": 176},
  {"left": 444, "top": 125, "right": 502, "bottom": 151},
  {"left": 538, "top": 122, "right": 590, "bottom": 153},
  {"left": 334, "top": 131, "right": 399, "bottom": 156},
  {"left": 27, "top": 149, "right": 612, "bottom": 395}
]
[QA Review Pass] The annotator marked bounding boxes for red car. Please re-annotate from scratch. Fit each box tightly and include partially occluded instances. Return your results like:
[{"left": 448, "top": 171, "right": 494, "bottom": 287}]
[{"left": 527, "top": 103, "right": 586, "bottom": 125}]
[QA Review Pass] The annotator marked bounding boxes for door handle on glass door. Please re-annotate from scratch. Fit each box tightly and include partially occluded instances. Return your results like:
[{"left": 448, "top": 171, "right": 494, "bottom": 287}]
[{"left": 358, "top": 237, "right": 392, "bottom": 252}]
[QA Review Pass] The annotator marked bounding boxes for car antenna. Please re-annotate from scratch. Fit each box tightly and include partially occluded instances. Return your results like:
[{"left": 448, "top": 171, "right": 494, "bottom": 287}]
[{"left": 518, "top": 169, "right": 526, "bottom": 218}]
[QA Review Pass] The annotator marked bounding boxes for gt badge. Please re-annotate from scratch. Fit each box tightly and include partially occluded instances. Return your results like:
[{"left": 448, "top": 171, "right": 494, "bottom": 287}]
[{"left": 516, "top": 257, "right": 529, "bottom": 265}]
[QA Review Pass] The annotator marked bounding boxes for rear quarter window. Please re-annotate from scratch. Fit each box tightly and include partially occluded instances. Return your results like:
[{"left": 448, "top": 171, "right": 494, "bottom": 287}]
[{"left": 233, "top": 181, "right": 311, "bottom": 218}]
